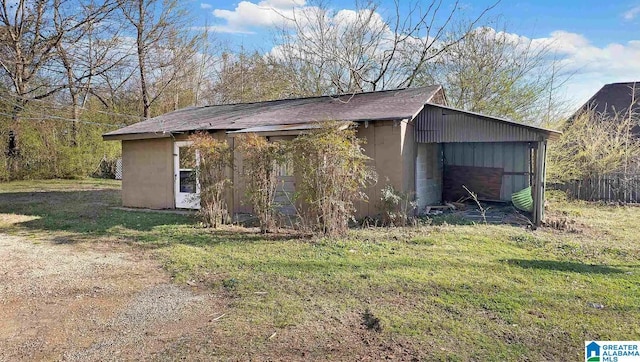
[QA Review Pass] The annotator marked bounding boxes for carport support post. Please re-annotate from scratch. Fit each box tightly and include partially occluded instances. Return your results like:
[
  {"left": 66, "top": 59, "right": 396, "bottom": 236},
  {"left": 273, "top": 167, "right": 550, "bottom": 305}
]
[{"left": 533, "top": 140, "right": 547, "bottom": 226}]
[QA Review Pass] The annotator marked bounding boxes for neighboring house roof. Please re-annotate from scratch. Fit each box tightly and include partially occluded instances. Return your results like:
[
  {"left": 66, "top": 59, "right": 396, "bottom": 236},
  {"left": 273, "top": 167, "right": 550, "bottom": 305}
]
[
  {"left": 573, "top": 81, "right": 640, "bottom": 118},
  {"left": 570, "top": 82, "right": 640, "bottom": 138},
  {"left": 103, "top": 86, "right": 443, "bottom": 140}
]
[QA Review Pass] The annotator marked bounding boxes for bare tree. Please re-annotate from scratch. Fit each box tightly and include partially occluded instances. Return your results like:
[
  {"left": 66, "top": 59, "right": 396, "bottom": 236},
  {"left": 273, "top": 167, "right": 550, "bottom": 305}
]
[
  {"left": 120, "top": 0, "right": 199, "bottom": 118},
  {"left": 0, "top": 0, "right": 119, "bottom": 167},
  {"left": 272, "top": 0, "right": 499, "bottom": 95},
  {"left": 212, "top": 51, "right": 293, "bottom": 104},
  {"left": 415, "top": 22, "right": 571, "bottom": 124},
  {"left": 55, "top": 0, "right": 126, "bottom": 145},
  {"left": 192, "top": 22, "right": 218, "bottom": 107},
  {"left": 0, "top": 0, "right": 119, "bottom": 111}
]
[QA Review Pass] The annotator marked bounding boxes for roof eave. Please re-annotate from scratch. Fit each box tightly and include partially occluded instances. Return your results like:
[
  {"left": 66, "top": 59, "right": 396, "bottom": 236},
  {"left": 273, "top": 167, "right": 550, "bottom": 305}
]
[
  {"left": 103, "top": 117, "right": 413, "bottom": 140},
  {"left": 102, "top": 132, "right": 173, "bottom": 141}
]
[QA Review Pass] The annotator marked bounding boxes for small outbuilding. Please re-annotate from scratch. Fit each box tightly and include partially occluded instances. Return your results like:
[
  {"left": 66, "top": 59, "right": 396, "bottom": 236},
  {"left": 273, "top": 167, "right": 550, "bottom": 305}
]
[{"left": 103, "top": 86, "right": 560, "bottom": 225}]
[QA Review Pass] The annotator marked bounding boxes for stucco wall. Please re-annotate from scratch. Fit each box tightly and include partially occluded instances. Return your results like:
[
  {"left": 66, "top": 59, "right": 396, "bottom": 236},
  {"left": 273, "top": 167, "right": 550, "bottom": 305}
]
[
  {"left": 401, "top": 121, "right": 416, "bottom": 194},
  {"left": 122, "top": 137, "right": 174, "bottom": 209},
  {"left": 355, "top": 120, "right": 412, "bottom": 218},
  {"left": 119, "top": 124, "right": 414, "bottom": 218}
]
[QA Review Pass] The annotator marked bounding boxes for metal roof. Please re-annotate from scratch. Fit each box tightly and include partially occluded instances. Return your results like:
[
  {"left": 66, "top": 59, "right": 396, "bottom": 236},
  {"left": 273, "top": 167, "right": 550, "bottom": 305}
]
[
  {"left": 103, "top": 86, "right": 443, "bottom": 140},
  {"left": 417, "top": 103, "right": 562, "bottom": 142}
]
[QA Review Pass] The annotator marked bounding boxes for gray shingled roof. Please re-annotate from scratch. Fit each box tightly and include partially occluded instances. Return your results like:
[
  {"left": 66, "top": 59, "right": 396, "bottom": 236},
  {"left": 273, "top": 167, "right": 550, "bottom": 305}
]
[
  {"left": 104, "top": 86, "right": 442, "bottom": 139},
  {"left": 575, "top": 82, "right": 640, "bottom": 117}
]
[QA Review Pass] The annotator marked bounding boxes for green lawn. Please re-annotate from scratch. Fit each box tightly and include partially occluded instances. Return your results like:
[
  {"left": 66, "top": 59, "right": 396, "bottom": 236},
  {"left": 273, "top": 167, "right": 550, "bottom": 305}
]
[{"left": 0, "top": 180, "right": 638, "bottom": 360}]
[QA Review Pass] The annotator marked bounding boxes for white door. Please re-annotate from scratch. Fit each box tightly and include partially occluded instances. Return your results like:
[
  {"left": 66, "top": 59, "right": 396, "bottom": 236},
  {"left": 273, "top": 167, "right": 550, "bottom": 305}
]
[{"left": 174, "top": 141, "right": 201, "bottom": 209}]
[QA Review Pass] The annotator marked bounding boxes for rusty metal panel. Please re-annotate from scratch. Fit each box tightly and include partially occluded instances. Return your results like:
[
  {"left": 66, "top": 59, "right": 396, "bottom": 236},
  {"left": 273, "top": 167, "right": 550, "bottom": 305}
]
[{"left": 416, "top": 105, "right": 548, "bottom": 143}]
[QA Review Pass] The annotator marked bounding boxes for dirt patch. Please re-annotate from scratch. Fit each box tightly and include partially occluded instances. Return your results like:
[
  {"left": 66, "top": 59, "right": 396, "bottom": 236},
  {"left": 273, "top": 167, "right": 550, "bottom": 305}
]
[
  {"left": 541, "top": 209, "right": 592, "bottom": 234},
  {"left": 0, "top": 234, "right": 221, "bottom": 361},
  {"left": 146, "top": 310, "right": 424, "bottom": 361},
  {"left": 0, "top": 232, "right": 424, "bottom": 361}
]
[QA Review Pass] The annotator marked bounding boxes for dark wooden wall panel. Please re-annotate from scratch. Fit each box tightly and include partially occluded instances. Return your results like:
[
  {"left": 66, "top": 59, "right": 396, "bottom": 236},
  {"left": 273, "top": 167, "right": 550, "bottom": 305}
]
[{"left": 443, "top": 165, "right": 503, "bottom": 201}]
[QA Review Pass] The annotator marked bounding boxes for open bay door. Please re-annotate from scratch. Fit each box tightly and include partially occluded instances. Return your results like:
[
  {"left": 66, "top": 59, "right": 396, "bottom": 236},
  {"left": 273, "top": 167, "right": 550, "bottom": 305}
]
[{"left": 174, "top": 141, "right": 200, "bottom": 209}]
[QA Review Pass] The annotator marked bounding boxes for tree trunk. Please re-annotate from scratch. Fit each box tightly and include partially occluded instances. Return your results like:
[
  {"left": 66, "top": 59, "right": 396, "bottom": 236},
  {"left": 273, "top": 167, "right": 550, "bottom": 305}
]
[
  {"left": 71, "top": 98, "right": 79, "bottom": 147},
  {"left": 7, "top": 102, "right": 24, "bottom": 178},
  {"left": 139, "top": 46, "right": 151, "bottom": 118},
  {"left": 136, "top": 0, "right": 151, "bottom": 118}
]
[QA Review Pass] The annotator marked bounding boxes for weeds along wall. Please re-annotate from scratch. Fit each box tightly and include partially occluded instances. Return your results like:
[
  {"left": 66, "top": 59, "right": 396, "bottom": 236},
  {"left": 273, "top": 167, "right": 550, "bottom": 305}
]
[
  {"left": 221, "top": 124, "right": 377, "bottom": 235},
  {"left": 226, "top": 120, "right": 412, "bottom": 223},
  {"left": 290, "top": 123, "right": 377, "bottom": 235},
  {"left": 188, "top": 133, "right": 233, "bottom": 228},
  {"left": 236, "top": 133, "right": 287, "bottom": 233}
]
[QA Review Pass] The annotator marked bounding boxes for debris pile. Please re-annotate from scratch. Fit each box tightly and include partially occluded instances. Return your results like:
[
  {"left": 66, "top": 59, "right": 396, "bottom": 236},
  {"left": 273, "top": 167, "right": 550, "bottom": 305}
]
[{"left": 421, "top": 200, "right": 534, "bottom": 226}]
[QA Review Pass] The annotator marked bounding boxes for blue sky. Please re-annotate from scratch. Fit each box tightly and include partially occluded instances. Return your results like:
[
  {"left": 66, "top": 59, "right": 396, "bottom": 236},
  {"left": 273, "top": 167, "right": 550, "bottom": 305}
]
[
  {"left": 499, "top": 1, "right": 638, "bottom": 46},
  {"left": 189, "top": 0, "right": 640, "bottom": 111}
]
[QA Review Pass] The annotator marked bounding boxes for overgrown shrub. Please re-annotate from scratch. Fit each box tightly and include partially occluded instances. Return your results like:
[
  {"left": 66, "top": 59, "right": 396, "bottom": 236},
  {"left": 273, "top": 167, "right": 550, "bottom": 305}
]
[
  {"left": 91, "top": 156, "right": 119, "bottom": 179},
  {"left": 237, "top": 133, "right": 287, "bottom": 233},
  {"left": 189, "top": 133, "right": 233, "bottom": 228},
  {"left": 290, "top": 122, "right": 376, "bottom": 236},
  {"left": 0, "top": 152, "right": 8, "bottom": 181},
  {"left": 1, "top": 117, "right": 121, "bottom": 180},
  {"left": 379, "top": 183, "right": 417, "bottom": 227},
  {"left": 547, "top": 110, "right": 640, "bottom": 183}
]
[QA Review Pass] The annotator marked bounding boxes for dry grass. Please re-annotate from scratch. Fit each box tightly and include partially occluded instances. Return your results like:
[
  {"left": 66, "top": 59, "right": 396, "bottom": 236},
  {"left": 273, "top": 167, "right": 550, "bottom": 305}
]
[{"left": 0, "top": 180, "right": 638, "bottom": 360}]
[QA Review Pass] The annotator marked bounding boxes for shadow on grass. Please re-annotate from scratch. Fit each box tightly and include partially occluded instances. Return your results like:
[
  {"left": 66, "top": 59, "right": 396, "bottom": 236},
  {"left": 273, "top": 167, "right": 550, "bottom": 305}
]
[
  {"left": 504, "top": 259, "right": 625, "bottom": 274},
  {"left": 0, "top": 190, "right": 302, "bottom": 246},
  {"left": 0, "top": 190, "right": 188, "bottom": 233}
]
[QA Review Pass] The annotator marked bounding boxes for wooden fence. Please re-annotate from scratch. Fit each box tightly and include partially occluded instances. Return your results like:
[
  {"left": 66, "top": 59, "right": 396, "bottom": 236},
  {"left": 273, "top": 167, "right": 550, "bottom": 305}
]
[{"left": 550, "top": 173, "right": 640, "bottom": 203}]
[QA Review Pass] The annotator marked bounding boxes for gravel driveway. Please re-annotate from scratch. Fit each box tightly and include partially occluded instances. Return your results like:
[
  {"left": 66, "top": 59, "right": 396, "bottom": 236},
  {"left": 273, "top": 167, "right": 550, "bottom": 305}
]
[{"left": 0, "top": 233, "right": 219, "bottom": 361}]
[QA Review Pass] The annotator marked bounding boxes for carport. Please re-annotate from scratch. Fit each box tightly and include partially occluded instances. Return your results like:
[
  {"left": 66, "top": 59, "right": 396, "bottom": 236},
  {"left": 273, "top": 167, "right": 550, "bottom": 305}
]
[{"left": 414, "top": 104, "right": 561, "bottom": 226}]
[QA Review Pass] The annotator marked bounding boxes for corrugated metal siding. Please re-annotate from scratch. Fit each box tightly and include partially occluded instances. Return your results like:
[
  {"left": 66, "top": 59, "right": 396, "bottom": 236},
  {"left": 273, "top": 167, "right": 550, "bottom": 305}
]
[
  {"left": 416, "top": 106, "right": 545, "bottom": 143},
  {"left": 443, "top": 142, "right": 532, "bottom": 201}
]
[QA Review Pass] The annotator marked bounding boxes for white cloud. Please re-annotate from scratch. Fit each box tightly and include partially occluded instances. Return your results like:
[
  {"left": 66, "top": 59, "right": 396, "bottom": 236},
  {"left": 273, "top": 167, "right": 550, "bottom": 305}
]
[
  {"left": 526, "top": 31, "right": 640, "bottom": 109},
  {"left": 623, "top": 5, "right": 640, "bottom": 20},
  {"left": 200, "top": 3, "right": 212, "bottom": 10},
  {"left": 211, "top": 0, "right": 311, "bottom": 33}
]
